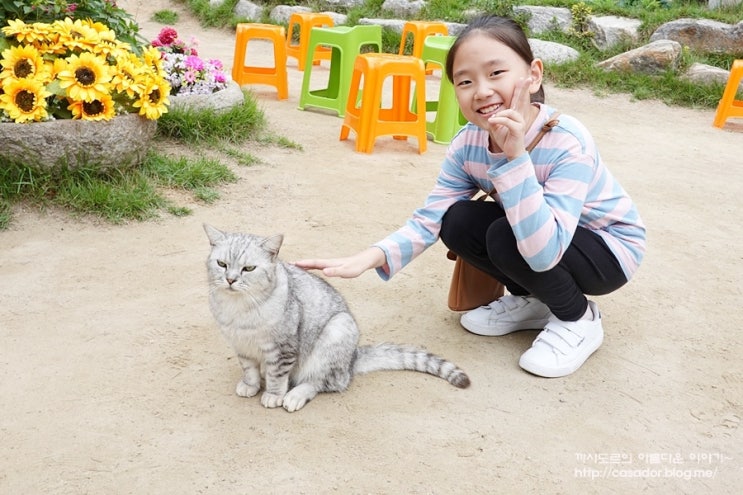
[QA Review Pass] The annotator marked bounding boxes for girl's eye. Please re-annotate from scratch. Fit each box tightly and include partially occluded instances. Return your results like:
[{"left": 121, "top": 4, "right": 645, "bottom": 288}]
[
  {"left": 217, "top": 261, "right": 227, "bottom": 268},
  {"left": 455, "top": 79, "right": 471, "bottom": 87},
  {"left": 490, "top": 69, "right": 505, "bottom": 77},
  {"left": 242, "top": 266, "right": 256, "bottom": 273}
]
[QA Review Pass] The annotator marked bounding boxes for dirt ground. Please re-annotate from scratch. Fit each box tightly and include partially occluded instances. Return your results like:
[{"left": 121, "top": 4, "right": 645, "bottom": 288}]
[{"left": 1, "top": 2, "right": 741, "bottom": 493}]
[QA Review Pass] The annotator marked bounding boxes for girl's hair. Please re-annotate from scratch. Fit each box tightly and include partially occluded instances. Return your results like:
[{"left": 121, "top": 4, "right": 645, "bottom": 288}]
[{"left": 445, "top": 15, "right": 545, "bottom": 103}]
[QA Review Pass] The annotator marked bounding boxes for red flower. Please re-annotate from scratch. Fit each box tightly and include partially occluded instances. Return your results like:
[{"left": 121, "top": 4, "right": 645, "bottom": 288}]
[{"left": 157, "top": 27, "right": 178, "bottom": 46}]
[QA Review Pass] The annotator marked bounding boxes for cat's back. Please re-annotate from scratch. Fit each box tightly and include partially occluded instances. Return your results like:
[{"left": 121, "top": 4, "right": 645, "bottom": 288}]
[{"left": 282, "top": 262, "right": 350, "bottom": 314}]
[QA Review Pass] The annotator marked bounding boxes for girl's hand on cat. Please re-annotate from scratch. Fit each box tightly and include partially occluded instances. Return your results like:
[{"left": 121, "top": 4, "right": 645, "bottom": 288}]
[{"left": 293, "top": 247, "right": 386, "bottom": 278}]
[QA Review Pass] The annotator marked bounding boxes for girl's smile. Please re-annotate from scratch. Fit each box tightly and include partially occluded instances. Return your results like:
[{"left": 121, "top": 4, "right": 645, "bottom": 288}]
[{"left": 451, "top": 33, "right": 542, "bottom": 132}]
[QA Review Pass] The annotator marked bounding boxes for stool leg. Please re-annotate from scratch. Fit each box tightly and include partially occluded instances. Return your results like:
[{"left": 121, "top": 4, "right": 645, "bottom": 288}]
[{"left": 713, "top": 64, "right": 743, "bottom": 128}]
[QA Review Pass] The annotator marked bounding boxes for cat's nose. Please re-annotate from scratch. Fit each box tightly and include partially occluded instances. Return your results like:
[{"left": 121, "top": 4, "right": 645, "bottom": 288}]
[{"left": 227, "top": 278, "right": 236, "bottom": 285}]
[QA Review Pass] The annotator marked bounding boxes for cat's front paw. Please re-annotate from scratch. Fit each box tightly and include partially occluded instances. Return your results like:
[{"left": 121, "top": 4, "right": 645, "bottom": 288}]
[
  {"left": 260, "top": 392, "right": 284, "bottom": 409},
  {"left": 236, "top": 380, "right": 260, "bottom": 398}
]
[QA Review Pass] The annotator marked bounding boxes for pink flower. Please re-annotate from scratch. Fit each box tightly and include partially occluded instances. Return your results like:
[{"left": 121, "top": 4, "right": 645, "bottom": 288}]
[{"left": 185, "top": 55, "right": 204, "bottom": 72}]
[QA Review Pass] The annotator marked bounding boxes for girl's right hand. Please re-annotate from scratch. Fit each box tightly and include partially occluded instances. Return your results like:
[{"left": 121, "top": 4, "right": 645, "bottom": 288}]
[{"left": 293, "top": 247, "right": 386, "bottom": 278}]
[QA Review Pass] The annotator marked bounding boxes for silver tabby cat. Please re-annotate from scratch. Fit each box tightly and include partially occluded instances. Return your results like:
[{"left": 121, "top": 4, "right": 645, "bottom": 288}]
[{"left": 204, "top": 224, "right": 470, "bottom": 412}]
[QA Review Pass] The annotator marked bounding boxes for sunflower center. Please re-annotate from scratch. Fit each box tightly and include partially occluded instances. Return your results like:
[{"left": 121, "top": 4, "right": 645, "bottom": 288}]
[
  {"left": 74, "top": 67, "right": 96, "bottom": 86},
  {"left": 14, "top": 90, "right": 36, "bottom": 112},
  {"left": 82, "top": 100, "right": 104, "bottom": 116},
  {"left": 14, "top": 59, "right": 34, "bottom": 78},
  {"left": 149, "top": 88, "right": 161, "bottom": 103}
]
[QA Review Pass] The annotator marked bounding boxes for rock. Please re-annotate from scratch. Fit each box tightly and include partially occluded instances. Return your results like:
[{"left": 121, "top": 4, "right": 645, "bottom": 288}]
[
  {"left": 597, "top": 39, "right": 682, "bottom": 74},
  {"left": 0, "top": 113, "right": 157, "bottom": 170},
  {"left": 514, "top": 6, "right": 572, "bottom": 35},
  {"left": 590, "top": 15, "right": 642, "bottom": 51},
  {"left": 168, "top": 80, "right": 245, "bottom": 113},
  {"left": 269, "top": 5, "right": 311, "bottom": 24},
  {"left": 650, "top": 18, "right": 743, "bottom": 55},
  {"left": 233, "top": 0, "right": 263, "bottom": 21},
  {"left": 381, "top": 0, "right": 426, "bottom": 18},
  {"left": 530, "top": 38, "right": 580, "bottom": 65},
  {"left": 683, "top": 62, "right": 743, "bottom": 91}
]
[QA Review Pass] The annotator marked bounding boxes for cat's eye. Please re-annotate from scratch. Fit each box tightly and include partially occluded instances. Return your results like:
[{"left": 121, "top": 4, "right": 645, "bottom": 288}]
[
  {"left": 242, "top": 266, "right": 256, "bottom": 273},
  {"left": 217, "top": 260, "right": 227, "bottom": 268}
]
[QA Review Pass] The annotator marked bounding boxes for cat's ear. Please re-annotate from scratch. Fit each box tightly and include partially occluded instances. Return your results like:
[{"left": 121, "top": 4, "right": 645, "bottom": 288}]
[
  {"left": 203, "top": 224, "right": 225, "bottom": 246},
  {"left": 261, "top": 234, "right": 284, "bottom": 259}
]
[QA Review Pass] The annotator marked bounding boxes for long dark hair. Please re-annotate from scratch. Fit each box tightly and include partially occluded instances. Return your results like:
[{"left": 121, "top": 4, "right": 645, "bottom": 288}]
[{"left": 445, "top": 15, "right": 545, "bottom": 103}]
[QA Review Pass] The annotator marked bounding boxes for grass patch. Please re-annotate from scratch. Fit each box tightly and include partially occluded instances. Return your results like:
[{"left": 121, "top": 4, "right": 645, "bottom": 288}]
[
  {"left": 156, "top": 91, "right": 266, "bottom": 144},
  {"left": 152, "top": 9, "right": 179, "bottom": 24},
  {"left": 0, "top": 151, "right": 240, "bottom": 227},
  {"left": 141, "top": 152, "right": 237, "bottom": 190}
]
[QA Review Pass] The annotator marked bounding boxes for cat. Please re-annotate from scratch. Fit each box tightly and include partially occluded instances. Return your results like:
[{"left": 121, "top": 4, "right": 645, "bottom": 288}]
[{"left": 203, "top": 224, "right": 470, "bottom": 412}]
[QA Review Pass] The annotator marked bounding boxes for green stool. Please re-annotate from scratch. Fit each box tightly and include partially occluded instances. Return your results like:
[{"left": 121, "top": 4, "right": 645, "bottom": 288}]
[
  {"left": 298, "top": 25, "right": 382, "bottom": 117},
  {"left": 421, "top": 35, "right": 468, "bottom": 144}
]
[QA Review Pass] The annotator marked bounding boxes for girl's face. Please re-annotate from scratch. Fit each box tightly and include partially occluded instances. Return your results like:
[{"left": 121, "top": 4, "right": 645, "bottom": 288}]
[{"left": 451, "top": 32, "right": 543, "bottom": 130}]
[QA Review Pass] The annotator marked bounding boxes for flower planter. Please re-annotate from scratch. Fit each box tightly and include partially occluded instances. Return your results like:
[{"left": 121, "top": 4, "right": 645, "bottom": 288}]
[
  {"left": 168, "top": 80, "right": 245, "bottom": 112},
  {"left": 0, "top": 113, "right": 157, "bottom": 170}
]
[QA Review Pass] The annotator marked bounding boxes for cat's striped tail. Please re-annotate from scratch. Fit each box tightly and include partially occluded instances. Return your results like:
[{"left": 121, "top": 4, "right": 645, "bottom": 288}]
[{"left": 353, "top": 343, "right": 470, "bottom": 389}]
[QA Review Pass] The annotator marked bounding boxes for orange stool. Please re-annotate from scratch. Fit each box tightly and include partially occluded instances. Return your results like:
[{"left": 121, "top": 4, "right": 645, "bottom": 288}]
[
  {"left": 286, "top": 12, "right": 334, "bottom": 71},
  {"left": 340, "top": 53, "right": 427, "bottom": 154},
  {"left": 231, "top": 23, "right": 288, "bottom": 100},
  {"left": 398, "top": 21, "right": 448, "bottom": 74},
  {"left": 713, "top": 60, "right": 743, "bottom": 128}
]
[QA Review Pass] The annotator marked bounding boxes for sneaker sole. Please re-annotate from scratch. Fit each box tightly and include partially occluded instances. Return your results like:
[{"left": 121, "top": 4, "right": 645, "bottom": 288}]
[{"left": 460, "top": 317, "right": 551, "bottom": 337}]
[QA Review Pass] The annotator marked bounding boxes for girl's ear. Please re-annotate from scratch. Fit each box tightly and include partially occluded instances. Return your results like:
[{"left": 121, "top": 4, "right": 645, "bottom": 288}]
[{"left": 529, "top": 58, "right": 544, "bottom": 94}]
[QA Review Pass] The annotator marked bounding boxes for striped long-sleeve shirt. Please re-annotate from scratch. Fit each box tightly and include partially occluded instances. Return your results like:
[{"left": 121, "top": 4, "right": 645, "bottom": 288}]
[{"left": 374, "top": 104, "right": 646, "bottom": 281}]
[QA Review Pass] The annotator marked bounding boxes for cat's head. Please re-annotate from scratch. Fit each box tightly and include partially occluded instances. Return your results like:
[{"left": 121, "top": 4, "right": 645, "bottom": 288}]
[{"left": 203, "top": 224, "right": 284, "bottom": 295}]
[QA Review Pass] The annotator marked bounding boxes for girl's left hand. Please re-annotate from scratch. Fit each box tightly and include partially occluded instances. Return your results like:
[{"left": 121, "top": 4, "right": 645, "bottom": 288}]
[{"left": 487, "top": 77, "right": 533, "bottom": 160}]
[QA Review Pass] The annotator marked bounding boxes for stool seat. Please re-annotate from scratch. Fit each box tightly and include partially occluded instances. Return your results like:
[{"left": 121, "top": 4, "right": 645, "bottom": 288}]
[
  {"left": 420, "top": 35, "right": 467, "bottom": 144},
  {"left": 340, "top": 53, "right": 427, "bottom": 154},
  {"left": 286, "top": 12, "right": 334, "bottom": 71},
  {"left": 298, "top": 25, "right": 382, "bottom": 117},
  {"left": 398, "top": 21, "right": 448, "bottom": 75},
  {"left": 232, "top": 23, "right": 288, "bottom": 100},
  {"left": 713, "top": 59, "right": 743, "bottom": 129}
]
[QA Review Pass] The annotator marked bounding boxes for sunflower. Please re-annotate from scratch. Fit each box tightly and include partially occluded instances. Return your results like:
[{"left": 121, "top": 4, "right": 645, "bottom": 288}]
[
  {"left": 111, "top": 53, "right": 145, "bottom": 97},
  {"left": 142, "top": 45, "right": 165, "bottom": 74},
  {"left": 55, "top": 17, "right": 100, "bottom": 53},
  {"left": 0, "top": 19, "right": 48, "bottom": 45},
  {"left": 132, "top": 74, "right": 170, "bottom": 120},
  {"left": 0, "top": 45, "right": 49, "bottom": 82},
  {"left": 57, "top": 52, "right": 112, "bottom": 101},
  {"left": 0, "top": 77, "right": 52, "bottom": 123},
  {"left": 67, "top": 93, "right": 116, "bottom": 121}
]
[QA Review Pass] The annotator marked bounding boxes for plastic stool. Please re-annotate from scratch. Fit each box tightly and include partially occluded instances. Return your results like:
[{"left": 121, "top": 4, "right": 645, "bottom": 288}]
[
  {"left": 421, "top": 35, "right": 467, "bottom": 144},
  {"left": 398, "top": 21, "right": 448, "bottom": 75},
  {"left": 713, "top": 59, "right": 743, "bottom": 128},
  {"left": 286, "top": 12, "right": 334, "bottom": 71},
  {"left": 232, "top": 23, "right": 288, "bottom": 100},
  {"left": 340, "top": 53, "right": 427, "bottom": 154},
  {"left": 298, "top": 25, "right": 382, "bottom": 117}
]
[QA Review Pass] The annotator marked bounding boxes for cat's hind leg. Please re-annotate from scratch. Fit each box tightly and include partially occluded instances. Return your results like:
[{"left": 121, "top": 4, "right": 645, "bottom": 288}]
[{"left": 235, "top": 354, "right": 261, "bottom": 398}]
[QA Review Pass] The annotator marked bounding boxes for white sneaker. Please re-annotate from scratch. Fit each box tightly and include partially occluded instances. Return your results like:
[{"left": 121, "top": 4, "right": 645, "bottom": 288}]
[
  {"left": 518, "top": 301, "right": 603, "bottom": 378},
  {"left": 460, "top": 295, "right": 552, "bottom": 336}
]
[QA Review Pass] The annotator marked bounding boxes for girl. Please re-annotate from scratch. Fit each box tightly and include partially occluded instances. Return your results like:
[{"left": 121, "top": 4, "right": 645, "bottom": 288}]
[{"left": 296, "top": 15, "right": 646, "bottom": 378}]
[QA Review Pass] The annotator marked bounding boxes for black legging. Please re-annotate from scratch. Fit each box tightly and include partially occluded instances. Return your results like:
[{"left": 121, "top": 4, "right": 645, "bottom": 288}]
[{"left": 440, "top": 200, "right": 628, "bottom": 321}]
